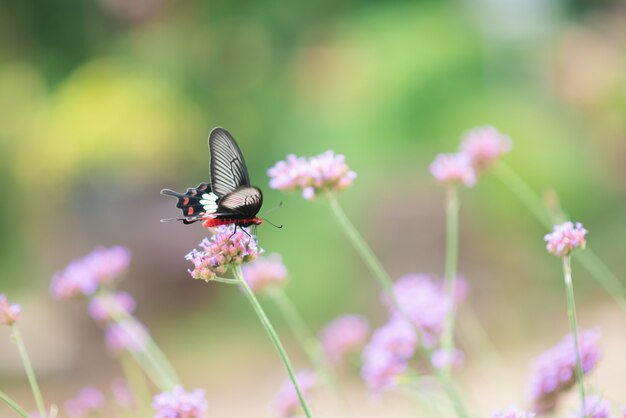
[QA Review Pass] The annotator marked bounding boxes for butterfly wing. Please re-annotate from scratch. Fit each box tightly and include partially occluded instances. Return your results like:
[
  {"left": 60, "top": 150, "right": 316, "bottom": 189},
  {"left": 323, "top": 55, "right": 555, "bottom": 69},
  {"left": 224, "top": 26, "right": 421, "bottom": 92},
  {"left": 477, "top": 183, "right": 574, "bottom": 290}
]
[
  {"left": 160, "top": 183, "right": 220, "bottom": 224},
  {"left": 208, "top": 127, "right": 251, "bottom": 197},
  {"left": 214, "top": 186, "right": 263, "bottom": 220}
]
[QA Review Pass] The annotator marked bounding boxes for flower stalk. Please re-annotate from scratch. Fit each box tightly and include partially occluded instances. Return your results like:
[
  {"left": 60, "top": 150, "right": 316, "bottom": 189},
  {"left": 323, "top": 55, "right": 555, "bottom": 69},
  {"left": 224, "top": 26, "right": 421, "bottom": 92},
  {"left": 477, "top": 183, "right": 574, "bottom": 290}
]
[
  {"left": 10, "top": 325, "right": 47, "bottom": 418},
  {"left": 441, "top": 186, "right": 460, "bottom": 377},
  {"left": 0, "top": 390, "right": 30, "bottom": 418},
  {"left": 562, "top": 255, "right": 586, "bottom": 412},
  {"left": 233, "top": 266, "right": 312, "bottom": 418}
]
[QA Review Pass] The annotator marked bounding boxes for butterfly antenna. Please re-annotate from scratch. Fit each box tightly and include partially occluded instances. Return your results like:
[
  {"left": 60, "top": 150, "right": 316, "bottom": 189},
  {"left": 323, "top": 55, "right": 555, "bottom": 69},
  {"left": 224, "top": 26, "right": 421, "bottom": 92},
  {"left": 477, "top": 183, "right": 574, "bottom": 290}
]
[
  {"left": 262, "top": 218, "right": 283, "bottom": 229},
  {"left": 262, "top": 201, "right": 283, "bottom": 215}
]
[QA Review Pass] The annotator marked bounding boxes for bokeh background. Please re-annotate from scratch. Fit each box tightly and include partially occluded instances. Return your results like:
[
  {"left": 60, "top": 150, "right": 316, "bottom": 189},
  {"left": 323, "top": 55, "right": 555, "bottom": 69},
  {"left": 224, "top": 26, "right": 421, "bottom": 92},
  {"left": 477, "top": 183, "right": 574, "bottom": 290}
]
[{"left": 1, "top": 0, "right": 625, "bottom": 416}]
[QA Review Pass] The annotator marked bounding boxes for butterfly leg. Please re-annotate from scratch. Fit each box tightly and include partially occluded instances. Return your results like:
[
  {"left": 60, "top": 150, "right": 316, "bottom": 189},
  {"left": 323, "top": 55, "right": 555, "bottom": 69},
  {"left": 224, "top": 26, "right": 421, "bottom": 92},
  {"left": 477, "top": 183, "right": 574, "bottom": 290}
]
[{"left": 229, "top": 224, "right": 238, "bottom": 240}]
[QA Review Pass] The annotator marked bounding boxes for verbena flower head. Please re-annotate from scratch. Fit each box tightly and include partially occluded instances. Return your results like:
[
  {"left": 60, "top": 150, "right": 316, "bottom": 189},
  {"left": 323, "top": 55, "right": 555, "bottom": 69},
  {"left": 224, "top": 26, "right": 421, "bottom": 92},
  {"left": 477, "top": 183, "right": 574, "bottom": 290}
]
[
  {"left": 429, "top": 153, "right": 476, "bottom": 187},
  {"left": 459, "top": 126, "right": 512, "bottom": 172},
  {"left": 529, "top": 328, "right": 601, "bottom": 413},
  {"left": 491, "top": 407, "right": 536, "bottom": 418},
  {"left": 268, "top": 151, "right": 357, "bottom": 200},
  {"left": 319, "top": 314, "right": 370, "bottom": 367},
  {"left": 64, "top": 387, "right": 106, "bottom": 418},
  {"left": 105, "top": 320, "right": 150, "bottom": 353},
  {"left": 544, "top": 222, "right": 588, "bottom": 257},
  {"left": 361, "top": 344, "right": 408, "bottom": 393},
  {"left": 274, "top": 370, "right": 316, "bottom": 418},
  {"left": 431, "top": 348, "right": 465, "bottom": 370},
  {"left": 153, "top": 386, "right": 208, "bottom": 418},
  {"left": 384, "top": 274, "right": 457, "bottom": 348},
  {"left": 50, "top": 246, "right": 131, "bottom": 300},
  {"left": 0, "top": 294, "right": 21, "bottom": 326},
  {"left": 185, "top": 226, "right": 260, "bottom": 282},
  {"left": 88, "top": 292, "right": 136, "bottom": 322},
  {"left": 241, "top": 253, "right": 288, "bottom": 293},
  {"left": 575, "top": 395, "right": 613, "bottom": 418}
]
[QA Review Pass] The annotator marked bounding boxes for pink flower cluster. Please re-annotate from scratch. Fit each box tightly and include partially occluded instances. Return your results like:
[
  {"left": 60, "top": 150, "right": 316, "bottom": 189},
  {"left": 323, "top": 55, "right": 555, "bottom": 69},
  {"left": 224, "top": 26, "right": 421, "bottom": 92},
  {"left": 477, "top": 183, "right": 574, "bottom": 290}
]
[
  {"left": 430, "top": 347, "right": 465, "bottom": 370},
  {"left": 185, "top": 226, "right": 260, "bottom": 282},
  {"left": 64, "top": 387, "right": 106, "bottom": 418},
  {"left": 50, "top": 246, "right": 131, "bottom": 300},
  {"left": 273, "top": 370, "right": 316, "bottom": 418},
  {"left": 268, "top": 151, "right": 357, "bottom": 200},
  {"left": 544, "top": 222, "right": 588, "bottom": 257},
  {"left": 576, "top": 395, "right": 613, "bottom": 418},
  {"left": 430, "top": 125, "right": 511, "bottom": 187},
  {"left": 319, "top": 314, "right": 370, "bottom": 367},
  {"left": 529, "top": 328, "right": 601, "bottom": 412},
  {"left": 241, "top": 253, "right": 289, "bottom": 293},
  {"left": 0, "top": 294, "right": 20, "bottom": 326},
  {"left": 153, "top": 386, "right": 208, "bottom": 418},
  {"left": 361, "top": 319, "right": 416, "bottom": 392},
  {"left": 490, "top": 407, "right": 536, "bottom": 418},
  {"left": 88, "top": 291, "right": 136, "bottom": 322}
]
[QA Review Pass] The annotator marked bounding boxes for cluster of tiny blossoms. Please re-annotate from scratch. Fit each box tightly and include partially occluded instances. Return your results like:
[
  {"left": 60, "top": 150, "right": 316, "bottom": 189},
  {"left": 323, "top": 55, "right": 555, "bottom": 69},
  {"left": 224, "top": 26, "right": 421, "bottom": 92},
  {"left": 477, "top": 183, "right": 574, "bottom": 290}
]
[
  {"left": 50, "top": 246, "right": 131, "bottom": 299},
  {"left": 576, "top": 395, "right": 613, "bottom": 418},
  {"left": 528, "top": 328, "right": 601, "bottom": 413},
  {"left": 153, "top": 386, "right": 208, "bottom": 418},
  {"left": 273, "top": 370, "right": 316, "bottom": 418},
  {"left": 544, "top": 222, "right": 588, "bottom": 257},
  {"left": 241, "top": 253, "right": 288, "bottom": 294},
  {"left": 361, "top": 274, "right": 466, "bottom": 392},
  {"left": 268, "top": 151, "right": 357, "bottom": 200},
  {"left": 430, "top": 126, "right": 511, "bottom": 187},
  {"left": 319, "top": 314, "right": 370, "bottom": 367},
  {"left": 0, "top": 294, "right": 20, "bottom": 326},
  {"left": 185, "top": 226, "right": 260, "bottom": 282}
]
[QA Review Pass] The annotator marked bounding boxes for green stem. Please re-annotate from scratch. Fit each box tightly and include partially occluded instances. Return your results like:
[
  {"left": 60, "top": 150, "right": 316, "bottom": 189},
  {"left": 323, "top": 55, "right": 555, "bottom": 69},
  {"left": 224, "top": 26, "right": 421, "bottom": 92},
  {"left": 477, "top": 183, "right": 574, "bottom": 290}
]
[
  {"left": 326, "top": 194, "right": 402, "bottom": 313},
  {"left": 562, "top": 255, "right": 586, "bottom": 413},
  {"left": 267, "top": 288, "right": 351, "bottom": 416},
  {"left": 213, "top": 277, "right": 239, "bottom": 285},
  {"left": 441, "top": 186, "right": 460, "bottom": 377},
  {"left": 493, "top": 161, "right": 626, "bottom": 313},
  {"left": 120, "top": 354, "right": 152, "bottom": 418},
  {"left": 0, "top": 391, "right": 30, "bottom": 418},
  {"left": 10, "top": 325, "right": 46, "bottom": 417},
  {"left": 233, "top": 266, "right": 312, "bottom": 418}
]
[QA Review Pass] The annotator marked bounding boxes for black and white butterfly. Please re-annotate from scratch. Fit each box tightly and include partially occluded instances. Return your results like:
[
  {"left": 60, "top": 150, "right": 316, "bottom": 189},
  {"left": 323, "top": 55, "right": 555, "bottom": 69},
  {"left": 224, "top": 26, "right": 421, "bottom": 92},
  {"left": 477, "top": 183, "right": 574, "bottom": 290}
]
[{"left": 161, "top": 127, "right": 263, "bottom": 230}]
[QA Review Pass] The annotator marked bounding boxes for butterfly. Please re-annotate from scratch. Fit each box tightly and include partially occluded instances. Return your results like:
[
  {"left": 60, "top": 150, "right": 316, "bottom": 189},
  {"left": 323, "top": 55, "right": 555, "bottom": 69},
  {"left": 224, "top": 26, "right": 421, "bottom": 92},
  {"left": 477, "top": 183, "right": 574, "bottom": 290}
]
[{"left": 161, "top": 127, "right": 263, "bottom": 232}]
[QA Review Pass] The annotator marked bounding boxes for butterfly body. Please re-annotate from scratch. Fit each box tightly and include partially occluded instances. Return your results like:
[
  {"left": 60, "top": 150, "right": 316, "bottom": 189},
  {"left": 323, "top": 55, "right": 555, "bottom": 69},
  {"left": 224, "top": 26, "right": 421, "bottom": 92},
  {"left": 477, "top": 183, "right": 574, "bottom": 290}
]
[{"left": 161, "top": 128, "right": 263, "bottom": 228}]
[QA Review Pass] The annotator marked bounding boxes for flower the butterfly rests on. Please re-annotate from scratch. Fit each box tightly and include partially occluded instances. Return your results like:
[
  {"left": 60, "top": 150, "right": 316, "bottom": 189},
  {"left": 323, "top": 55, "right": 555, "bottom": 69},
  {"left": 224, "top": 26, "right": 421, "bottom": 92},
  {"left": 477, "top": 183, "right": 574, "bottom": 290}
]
[{"left": 161, "top": 127, "right": 264, "bottom": 232}]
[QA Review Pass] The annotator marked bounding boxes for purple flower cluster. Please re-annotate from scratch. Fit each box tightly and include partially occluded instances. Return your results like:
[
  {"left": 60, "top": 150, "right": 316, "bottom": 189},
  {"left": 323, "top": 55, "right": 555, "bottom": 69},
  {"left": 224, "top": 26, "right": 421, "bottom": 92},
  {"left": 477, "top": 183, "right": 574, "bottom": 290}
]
[
  {"left": 384, "top": 274, "right": 460, "bottom": 348},
  {"left": 105, "top": 320, "right": 150, "bottom": 353},
  {"left": 153, "top": 386, "right": 208, "bottom": 418},
  {"left": 490, "top": 407, "right": 536, "bottom": 418},
  {"left": 361, "top": 319, "right": 416, "bottom": 392},
  {"left": 459, "top": 126, "right": 512, "bottom": 173},
  {"left": 430, "top": 347, "right": 465, "bottom": 370},
  {"left": 64, "top": 387, "right": 106, "bottom": 418},
  {"left": 576, "top": 395, "right": 614, "bottom": 418},
  {"left": 88, "top": 291, "right": 136, "bottom": 322},
  {"left": 544, "top": 222, "right": 588, "bottom": 257},
  {"left": 268, "top": 151, "right": 357, "bottom": 200},
  {"left": 319, "top": 314, "right": 370, "bottom": 367},
  {"left": 529, "top": 328, "right": 601, "bottom": 412},
  {"left": 50, "top": 246, "right": 131, "bottom": 300},
  {"left": 273, "top": 370, "right": 316, "bottom": 418},
  {"left": 429, "top": 153, "right": 477, "bottom": 187},
  {"left": 430, "top": 125, "right": 511, "bottom": 187},
  {"left": 0, "top": 294, "right": 20, "bottom": 326},
  {"left": 241, "top": 253, "right": 288, "bottom": 294},
  {"left": 185, "top": 226, "right": 260, "bottom": 282}
]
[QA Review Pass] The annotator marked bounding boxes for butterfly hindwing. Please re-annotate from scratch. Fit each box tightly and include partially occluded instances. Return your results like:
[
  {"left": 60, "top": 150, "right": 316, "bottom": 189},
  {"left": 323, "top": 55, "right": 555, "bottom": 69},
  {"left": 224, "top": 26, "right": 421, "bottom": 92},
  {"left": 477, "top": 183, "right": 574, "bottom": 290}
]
[
  {"left": 208, "top": 127, "right": 251, "bottom": 196},
  {"left": 216, "top": 186, "right": 263, "bottom": 220},
  {"left": 160, "top": 182, "right": 219, "bottom": 224}
]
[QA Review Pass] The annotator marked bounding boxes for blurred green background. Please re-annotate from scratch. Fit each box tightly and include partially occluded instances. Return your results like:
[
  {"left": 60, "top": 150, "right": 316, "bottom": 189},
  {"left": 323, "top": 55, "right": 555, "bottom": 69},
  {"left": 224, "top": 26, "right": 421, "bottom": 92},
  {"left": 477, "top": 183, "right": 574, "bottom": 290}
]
[{"left": 1, "top": 0, "right": 625, "bottom": 416}]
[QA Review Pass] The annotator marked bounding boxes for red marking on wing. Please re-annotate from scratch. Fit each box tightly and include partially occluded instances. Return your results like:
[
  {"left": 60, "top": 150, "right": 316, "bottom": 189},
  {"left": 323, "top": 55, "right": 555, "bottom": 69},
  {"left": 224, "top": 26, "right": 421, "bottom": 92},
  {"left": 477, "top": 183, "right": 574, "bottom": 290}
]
[
  {"left": 182, "top": 197, "right": 190, "bottom": 206},
  {"left": 190, "top": 190, "right": 198, "bottom": 196},
  {"left": 187, "top": 207, "right": 194, "bottom": 216}
]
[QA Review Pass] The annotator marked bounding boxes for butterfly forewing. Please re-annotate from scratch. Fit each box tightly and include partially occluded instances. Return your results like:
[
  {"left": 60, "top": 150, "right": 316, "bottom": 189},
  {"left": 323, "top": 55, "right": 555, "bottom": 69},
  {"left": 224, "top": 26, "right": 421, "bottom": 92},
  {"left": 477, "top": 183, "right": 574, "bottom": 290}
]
[{"left": 209, "top": 128, "right": 251, "bottom": 196}]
